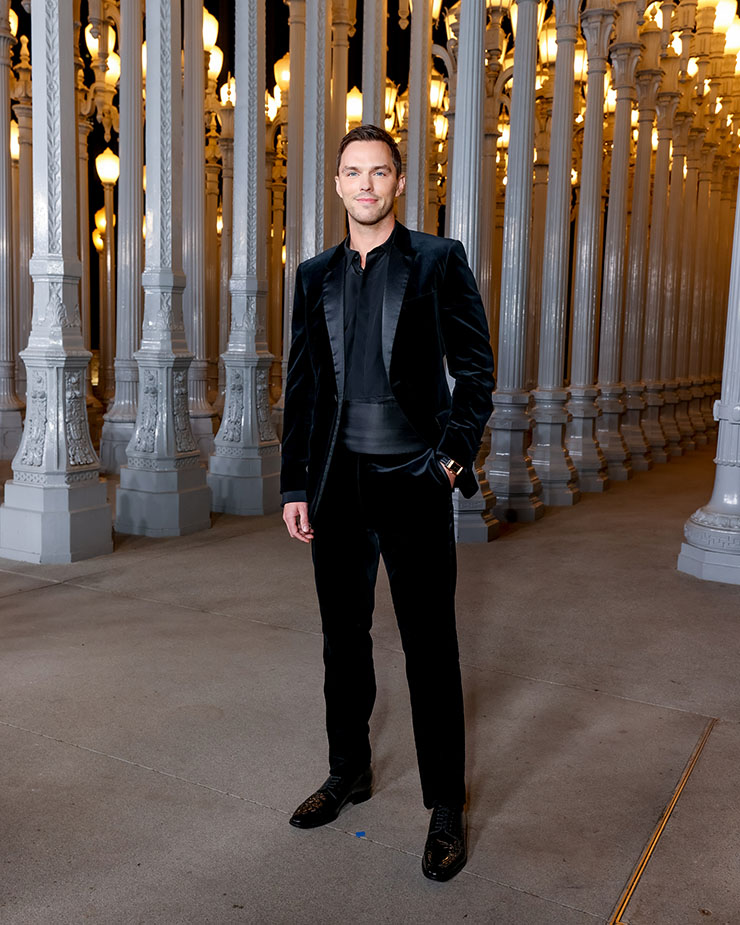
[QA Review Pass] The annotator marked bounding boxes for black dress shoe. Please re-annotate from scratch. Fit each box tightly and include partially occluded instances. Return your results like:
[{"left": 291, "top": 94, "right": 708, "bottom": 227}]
[
  {"left": 422, "top": 803, "right": 467, "bottom": 881},
  {"left": 289, "top": 767, "right": 373, "bottom": 829}
]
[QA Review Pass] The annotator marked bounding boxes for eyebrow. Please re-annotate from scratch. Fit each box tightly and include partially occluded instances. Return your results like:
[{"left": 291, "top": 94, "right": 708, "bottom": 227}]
[{"left": 341, "top": 164, "right": 391, "bottom": 173}]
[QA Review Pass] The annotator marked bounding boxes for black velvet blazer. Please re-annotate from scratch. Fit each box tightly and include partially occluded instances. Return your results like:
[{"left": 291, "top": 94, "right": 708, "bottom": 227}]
[{"left": 280, "top": 221, "right": 495, "bottom": 519}]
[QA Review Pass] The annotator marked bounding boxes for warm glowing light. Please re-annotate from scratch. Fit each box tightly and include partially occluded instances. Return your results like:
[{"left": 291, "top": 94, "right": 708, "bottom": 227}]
[
  {"left": 652, "top": 126, "right": 659, "bottom": 150},
  {"left": 9, "top": 121, "right": 18, "bottom": 161},
  {"left": 696, "top": 0, "right": 718, "bottom": 9},
  {"left": 631, "top": 108, "right": 639, "bottom": 125},
  {"left": 725, "top": 19, "right": 740, "bottom": 54},
  {"left": 671, "top": 32, "right": 682, "bottom": 55},
  {"left": 95, "top": 147, "right": 120, "bottom": 185},
  {"left": 266, "top": 90, "right": 279, "bottom": 123},
  {"left": 141, "top": 42, "right": 147, "bottom": 80},
  {"left": 282, "top": 244, "right": 286, "bottom": 266},
  {"left": 385, "top": 79, "right": 398, "bottom": 119},
  {"left": 645, "top": 1, "right": 661, "bottom": 22},
  {"left": 94, "top": 207, "right": 106, "bottom": 232},
  {"left": 573, "top": 43, "right": 588, "bottom": 83},
  {"left": 687, "top": 56, "right": 699, "bottom": 76},
  {"left": 714, "top": 0, "right": 735, "bottom": 33},
  {"left": 208, "top": 45, "right": 224, "bottom": 81},
  {"left": 274, "top": 52, "right": 290, "bottom": 93},
  {"left": 385, "top": 114, "right": 395, "bottom": 132},
  {"left": 202, "top": 7, "right": 219, "bottom": 53},
  {"left": 434, "top": 113, "right": 449, "bottom": 141},
  {"left": 432, "top": 0, "right": 443, "bottom": 21},
  {"left": 220, "top": 75, "right": 236, "bottom": 106},
  {"left": 429, "top": 70, "right": 446, "bottom": 110},
  {"left": 605, "top": 86, "right": 617, "bottom": 113},
  {"left": 571, "top": 168, "right": 578, "bottom": 185},
  {"left": 346, "top": 86, "right": 363, "bottom": 125},
  {"left": 84, "top": 23, "right": 116, "bottom": 58},
  {"left": 498, "top": 123, "right": 510, "bottom": 148},
  {"left": 105, "top": 52, "right": 121, "bottom": 87},
  {"left": 142, "top": 215, "right": 146, "bottom": 240},
  {"left": 395, "top": 92, "right": 408, "bottom": 127},
  {"left": 9, "top": 10, "right": 17, "bottom": 36},
  {"left": 216, "top": 211, "right": 223, "bottom": 235},
  {"left": 92, "top": 228, "right": 104, "bottom": 253},
  {"left": 539, "top": 18, "right": 557, "bottom": 67}
]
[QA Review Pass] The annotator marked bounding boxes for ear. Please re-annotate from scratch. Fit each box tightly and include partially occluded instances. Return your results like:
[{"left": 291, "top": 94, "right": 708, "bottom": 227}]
[
  {"left": 395, "top": 174, "right": 406, "bottom": 198},
  {"left": 334, "top": 175, "right": 342, "bottom": 198}
]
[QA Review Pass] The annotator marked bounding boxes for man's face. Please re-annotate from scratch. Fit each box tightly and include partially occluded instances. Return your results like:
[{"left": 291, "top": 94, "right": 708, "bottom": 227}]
[{"left": 335, "top": 140, "right": 406, "bottom": 227}]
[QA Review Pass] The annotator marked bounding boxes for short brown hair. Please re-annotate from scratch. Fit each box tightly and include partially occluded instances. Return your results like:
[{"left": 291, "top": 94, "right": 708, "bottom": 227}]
[{"left": 336, "top": 124, "right": 404, "bottom": 179}]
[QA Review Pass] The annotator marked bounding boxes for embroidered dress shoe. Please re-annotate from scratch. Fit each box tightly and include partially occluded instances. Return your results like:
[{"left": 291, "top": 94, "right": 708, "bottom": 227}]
[
  {"left": 289, "top": 767, "right": 373, "bottom": 829},
  {"left": 422, "top": 803, "right": 467, "bottom": 881}
]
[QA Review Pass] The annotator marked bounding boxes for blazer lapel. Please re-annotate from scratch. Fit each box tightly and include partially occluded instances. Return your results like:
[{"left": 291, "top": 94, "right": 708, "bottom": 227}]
[
  {"left": 322, "top": 247, "right": 346, "bottom": 398},
  {"left": 382, "top": 223, "right": 414, "bottom": 379}
]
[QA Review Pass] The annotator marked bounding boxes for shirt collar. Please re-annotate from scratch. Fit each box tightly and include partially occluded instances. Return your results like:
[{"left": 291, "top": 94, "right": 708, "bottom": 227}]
[{"left": 344, "top": 223, "right": 397, "bottom": 265}]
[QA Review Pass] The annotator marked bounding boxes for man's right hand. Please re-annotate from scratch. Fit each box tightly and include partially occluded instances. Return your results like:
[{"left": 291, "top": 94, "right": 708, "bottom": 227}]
[{"left": 282, "top": 502, "right": 314, "bottom": 543}]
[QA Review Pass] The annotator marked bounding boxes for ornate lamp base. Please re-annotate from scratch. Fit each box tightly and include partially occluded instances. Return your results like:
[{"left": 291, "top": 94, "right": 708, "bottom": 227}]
[{"left": 0, "top": 478, "right": 112, "bottom": 563}]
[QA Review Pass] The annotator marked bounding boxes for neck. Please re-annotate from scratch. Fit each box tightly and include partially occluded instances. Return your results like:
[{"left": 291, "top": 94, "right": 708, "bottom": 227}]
[{"left": 348, "top": 215, "right": 396, "bottom": 267}]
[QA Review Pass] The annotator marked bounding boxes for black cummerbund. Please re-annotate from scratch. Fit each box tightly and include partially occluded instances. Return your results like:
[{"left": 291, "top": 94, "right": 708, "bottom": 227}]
[{"left": 339, "top": 400, "right": 428, "bottom": 454}]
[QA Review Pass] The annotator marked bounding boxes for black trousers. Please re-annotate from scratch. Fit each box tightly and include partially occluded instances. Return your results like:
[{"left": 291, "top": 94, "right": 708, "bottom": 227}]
[{"left": 311, "top": 444, "right": 466, "bottom": 808}]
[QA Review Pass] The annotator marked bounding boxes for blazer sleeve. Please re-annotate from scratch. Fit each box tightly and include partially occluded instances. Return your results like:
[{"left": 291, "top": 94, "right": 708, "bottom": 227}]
[
  {"left": 436, "top": 239, "right": 495, "bottom": 470},
  {"left": 280, "top": 264, "right": 315, "bottom": 504}
]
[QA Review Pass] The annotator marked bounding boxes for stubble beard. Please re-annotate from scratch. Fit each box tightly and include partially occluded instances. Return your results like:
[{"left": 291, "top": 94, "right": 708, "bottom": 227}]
[{"left": 347, "top": 196, "right": 395, "bottom": 227}]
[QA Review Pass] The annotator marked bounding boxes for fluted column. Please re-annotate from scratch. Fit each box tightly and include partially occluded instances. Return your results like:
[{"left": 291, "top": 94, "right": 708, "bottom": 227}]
[
  {"left": 700, "top": 151, "right": 724, "bottom": 434},
  {"left": 327, "top": 0, "right": 353, "bottom": 245},
  {"left": 530, "top": 0, "right": 581, "bottom": 505},
  {"left": 649, "top": 47, "right": 683, "bottom": 456},
  {"left": 642, "top": 51, "right": 681, "bottom": 461},
  {"left": 594, "top": 0, "right": 639, "bottom": 481},
  {"left": 301, "top": 0, "right": 331, "bottom": 260},
  {"left": 362, "top": 0, "right": 387, "bottom": 125},
  {"left": 485, "top": 0, "right": 544, "bottom": 521},
  {"left": 277, "top": 0, "right": 305, "bottom": 424},
  {"left": 447, "top": 0, "right": 498, "bottom": 543},
  {"left": 678, "top": 158, "right": 740, "bottom": 584},
  {"left": 100, "top": 0, "right": 143, "bottom": 473},
  {"left": 620, "top": 20, "right": 661, "bottom": 472},
  {"left": 12, "top": 35, "right": 32, "bottom": 405},
  {"left": 207, "top": 0, "right": 281, "bottom": 515},
  {"left": 0, "top": 0, "right": 112, "bottom": 562},
  {"left": 215, "top": 102, "right": 234, "bottom": 417},
  {"left": 205, "top": 117, "right": 220, "bottom": 400},
  {"left": 0, "top": 3, "right": 21, "bottom": 457},
  {"left": 183, "top": 0, "right": 216, "bottom": 458},
  {"left": 672, "top": 80, "right": 697, "bottom": 450},
  {"left": 565, "top": 0, "right": 614, "bottom": 492},
  {"left": 688, "top": 129, "right": 714, "bottom": 440},
  {"left": 676, "top": 123, "right": 706, "bottom": 443},
  {"left": 405, "top": 0, "right": 432, "bottom": 230},
  {"left": 116, "top": 0, "right": 210, "bottom": 537},
  {"left": 526, "top": 89, "right": 550, "bottom": 391}
]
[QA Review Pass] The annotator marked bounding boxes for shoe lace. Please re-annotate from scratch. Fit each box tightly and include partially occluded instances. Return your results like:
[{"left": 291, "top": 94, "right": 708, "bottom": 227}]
[{"left": 430, "top": 804, "right": 456, "bottom": 835}]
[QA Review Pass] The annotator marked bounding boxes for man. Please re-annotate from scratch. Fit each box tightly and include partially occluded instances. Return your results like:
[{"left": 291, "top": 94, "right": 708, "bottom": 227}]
[{"left": 280, "top": 124, "right": 494, "bottom": 882}]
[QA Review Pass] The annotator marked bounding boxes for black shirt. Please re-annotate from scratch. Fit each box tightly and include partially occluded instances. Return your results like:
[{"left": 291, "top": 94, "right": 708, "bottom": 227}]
[
  {"left": 340, "top": 226, "right": 426, "bottom": 454},
  {"left": 343, "top": 231, "right": 394, "bottom": 402}
]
